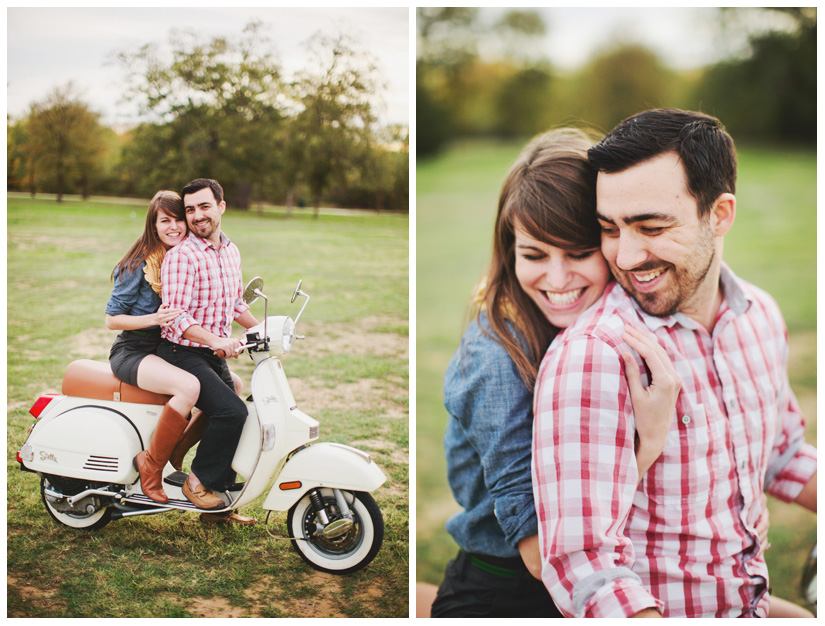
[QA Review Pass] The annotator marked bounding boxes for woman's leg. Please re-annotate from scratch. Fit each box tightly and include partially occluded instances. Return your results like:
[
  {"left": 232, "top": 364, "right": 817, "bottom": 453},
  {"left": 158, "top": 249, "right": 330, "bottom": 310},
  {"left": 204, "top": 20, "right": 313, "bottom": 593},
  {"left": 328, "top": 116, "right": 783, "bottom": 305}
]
[
  {"left": 136, "top": 354, "right": 200, "bottom": 415},
  {"left": 133, "top": 355, "right": 201, "bottom": 503}
]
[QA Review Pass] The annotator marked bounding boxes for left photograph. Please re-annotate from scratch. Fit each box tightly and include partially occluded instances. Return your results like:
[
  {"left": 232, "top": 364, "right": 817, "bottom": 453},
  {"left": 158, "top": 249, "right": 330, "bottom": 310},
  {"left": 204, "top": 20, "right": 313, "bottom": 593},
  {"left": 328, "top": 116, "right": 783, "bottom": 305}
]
[{"left": 8, "top": 7, "right": 409, "bottom": 619}]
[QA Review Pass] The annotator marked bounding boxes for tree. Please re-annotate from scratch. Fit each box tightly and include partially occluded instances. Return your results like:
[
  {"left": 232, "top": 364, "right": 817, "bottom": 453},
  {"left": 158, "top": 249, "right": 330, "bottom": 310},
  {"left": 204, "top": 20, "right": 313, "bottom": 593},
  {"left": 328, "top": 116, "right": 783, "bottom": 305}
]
[
  {"left": 287, "top": 32, "right": 381, "bottom": 218},
  {"left": 112, "top": 21, "right": 285, "bottom": 208},
  {"left": 22, "top": 84, "right": 108, "bottom": 201}
]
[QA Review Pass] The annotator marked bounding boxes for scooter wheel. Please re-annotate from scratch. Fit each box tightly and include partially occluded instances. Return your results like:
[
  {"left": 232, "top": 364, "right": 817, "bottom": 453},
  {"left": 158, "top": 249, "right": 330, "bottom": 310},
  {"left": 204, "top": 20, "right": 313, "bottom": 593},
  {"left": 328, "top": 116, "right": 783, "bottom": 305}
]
[
  {"left": 41, "top": 476, "right": 113, "bottom": 531},
  {"left": 287, "top": 489, "right": 383, "bottom": 574}
]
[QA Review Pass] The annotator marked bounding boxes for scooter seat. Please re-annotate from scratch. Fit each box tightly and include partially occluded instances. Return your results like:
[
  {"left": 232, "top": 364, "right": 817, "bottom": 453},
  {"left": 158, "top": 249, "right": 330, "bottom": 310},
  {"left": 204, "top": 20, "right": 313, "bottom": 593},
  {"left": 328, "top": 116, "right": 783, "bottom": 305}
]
[{"left": 62, "top": 359, "right": 171, "bottom": 405}]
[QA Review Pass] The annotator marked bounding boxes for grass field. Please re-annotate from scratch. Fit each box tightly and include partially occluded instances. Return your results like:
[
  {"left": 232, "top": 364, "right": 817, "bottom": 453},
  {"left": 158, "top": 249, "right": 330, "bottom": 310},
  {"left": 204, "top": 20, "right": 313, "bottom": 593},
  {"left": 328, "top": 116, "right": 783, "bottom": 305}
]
[
  {"left": 416, "top": 140, "right": 817, "bottom": 610},
  {"left": 7, "top": 197, "right": 409, "bottom": 618}
]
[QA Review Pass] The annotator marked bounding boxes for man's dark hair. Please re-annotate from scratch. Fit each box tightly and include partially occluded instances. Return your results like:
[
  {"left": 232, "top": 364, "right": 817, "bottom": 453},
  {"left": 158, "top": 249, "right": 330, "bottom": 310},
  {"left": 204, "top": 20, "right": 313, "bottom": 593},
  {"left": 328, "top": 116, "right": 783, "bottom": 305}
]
[
  {"left": 182, "top": 178, "right": 224, "bottom": 204},
  {"left": 588, "top": 108, "right": 737, "bottom": 218}
]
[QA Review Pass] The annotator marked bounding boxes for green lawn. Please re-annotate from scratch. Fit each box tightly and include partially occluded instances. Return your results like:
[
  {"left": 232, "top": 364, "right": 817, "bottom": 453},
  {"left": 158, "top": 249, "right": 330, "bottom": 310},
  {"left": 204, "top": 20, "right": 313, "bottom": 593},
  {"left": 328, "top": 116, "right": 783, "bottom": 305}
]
[
  {"left": 416, "top": 140, "right": 817, "bottom": 610},
  {"left": 7, "top": 197, "right": 409, "bottom": 618}
]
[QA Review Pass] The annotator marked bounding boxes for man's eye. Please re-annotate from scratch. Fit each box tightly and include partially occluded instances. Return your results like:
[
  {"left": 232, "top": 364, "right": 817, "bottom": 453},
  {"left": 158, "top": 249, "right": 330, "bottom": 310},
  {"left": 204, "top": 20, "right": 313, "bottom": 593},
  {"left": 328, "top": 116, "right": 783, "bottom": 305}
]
[
  {"left": 600, "top": 226, "right": 618, "bottom": 236},
  {"left": 641, "top": 227, "right": 664, "bottom": 235}
]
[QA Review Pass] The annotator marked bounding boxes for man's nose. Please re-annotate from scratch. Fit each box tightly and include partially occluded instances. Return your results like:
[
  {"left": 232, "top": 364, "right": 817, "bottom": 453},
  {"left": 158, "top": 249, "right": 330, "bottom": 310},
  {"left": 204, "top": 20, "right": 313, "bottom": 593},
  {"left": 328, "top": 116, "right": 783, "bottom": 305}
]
[{"left": 615, "top": 232, "right": 648, "bottom": 270}]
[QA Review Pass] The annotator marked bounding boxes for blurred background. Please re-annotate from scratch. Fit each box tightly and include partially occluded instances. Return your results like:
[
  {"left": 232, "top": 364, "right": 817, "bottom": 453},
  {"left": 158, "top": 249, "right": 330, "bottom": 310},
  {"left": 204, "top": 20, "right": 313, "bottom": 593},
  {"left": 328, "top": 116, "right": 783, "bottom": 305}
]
[
  {"left": 7, "top": 7, "right": 409, "bottom": 214},
  {"left": 417, "top": 6, "right": 816, "bottom": 611}
]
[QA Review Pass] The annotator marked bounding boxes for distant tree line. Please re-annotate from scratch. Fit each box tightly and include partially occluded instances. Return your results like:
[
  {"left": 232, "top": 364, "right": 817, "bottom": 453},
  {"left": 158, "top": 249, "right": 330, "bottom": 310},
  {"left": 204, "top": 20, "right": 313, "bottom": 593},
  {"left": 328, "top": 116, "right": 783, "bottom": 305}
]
[
  {"left": 417, "top": 7, "right": 816, "bottom": 157},
  {"left": 7, "top": 21, "right": 408, "bottom": 214}
]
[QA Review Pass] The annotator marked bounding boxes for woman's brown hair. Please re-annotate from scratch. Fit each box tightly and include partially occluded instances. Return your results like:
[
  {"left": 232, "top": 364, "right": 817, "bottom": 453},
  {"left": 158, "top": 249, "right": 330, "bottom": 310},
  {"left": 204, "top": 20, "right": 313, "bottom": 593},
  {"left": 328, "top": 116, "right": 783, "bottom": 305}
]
[
  {"left": 112, "top": 190, "right": 186, "bottom": 281},
  {"left": 477, "top": 128, "right": 601, "bottom": 387}
]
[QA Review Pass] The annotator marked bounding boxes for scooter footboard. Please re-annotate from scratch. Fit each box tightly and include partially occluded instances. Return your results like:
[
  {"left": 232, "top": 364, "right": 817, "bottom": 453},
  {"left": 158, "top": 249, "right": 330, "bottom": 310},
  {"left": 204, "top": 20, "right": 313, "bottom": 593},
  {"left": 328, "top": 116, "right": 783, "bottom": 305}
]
[{"left": 261, "top": 442, "right": 386, "bottom": 512}]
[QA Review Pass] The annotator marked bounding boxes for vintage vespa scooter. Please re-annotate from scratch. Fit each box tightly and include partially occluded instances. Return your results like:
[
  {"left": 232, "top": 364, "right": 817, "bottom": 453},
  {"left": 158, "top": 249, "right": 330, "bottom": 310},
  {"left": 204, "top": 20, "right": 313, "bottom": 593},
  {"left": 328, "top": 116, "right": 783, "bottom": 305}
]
[{"left": 17, "top": 278, "right": 387, "bottom": 574}]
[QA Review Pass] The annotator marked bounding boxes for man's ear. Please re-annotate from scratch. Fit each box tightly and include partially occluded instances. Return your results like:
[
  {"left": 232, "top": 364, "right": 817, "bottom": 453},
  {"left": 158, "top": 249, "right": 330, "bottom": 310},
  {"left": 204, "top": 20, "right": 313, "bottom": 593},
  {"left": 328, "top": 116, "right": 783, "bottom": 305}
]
[
  {"left": 219, "top": 201, "right": 226, "bottom": 215},
  {"left": 711, "top": 193, "right": 735, "bottom": 237}
]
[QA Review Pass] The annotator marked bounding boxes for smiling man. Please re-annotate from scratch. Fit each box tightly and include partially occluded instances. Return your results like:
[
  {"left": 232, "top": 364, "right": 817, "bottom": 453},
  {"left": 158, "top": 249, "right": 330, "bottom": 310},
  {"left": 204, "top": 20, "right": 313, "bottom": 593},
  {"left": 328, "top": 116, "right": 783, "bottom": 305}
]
[
  {"left": 158, "top": 178, "right": 259, "bottom": 522},
  {"left": 531, "top": 109, "right": 816, "bottom": 618}
]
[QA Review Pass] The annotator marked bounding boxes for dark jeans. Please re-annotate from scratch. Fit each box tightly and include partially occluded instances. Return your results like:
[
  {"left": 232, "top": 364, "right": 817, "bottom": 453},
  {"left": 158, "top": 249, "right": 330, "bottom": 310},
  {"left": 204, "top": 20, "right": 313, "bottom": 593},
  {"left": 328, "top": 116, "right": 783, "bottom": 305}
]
[
  {"left": 430, "top": 550, "right": 563, "bottom": 618},
  {"left": 157, "top": 339, "right": 247, "bottom": 491}
]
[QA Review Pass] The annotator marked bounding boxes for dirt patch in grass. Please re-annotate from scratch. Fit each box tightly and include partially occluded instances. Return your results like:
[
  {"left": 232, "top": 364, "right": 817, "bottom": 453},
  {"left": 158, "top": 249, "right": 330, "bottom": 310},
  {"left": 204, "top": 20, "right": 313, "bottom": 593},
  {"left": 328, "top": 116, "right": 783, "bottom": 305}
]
[
  {"left": 299, "top": 317, "right": 408, "bottom": 361},
  {"left": 183, "top": 572, "right": 375, "bottom": 618},
  {"left": 7, "top": 574, "right": 68, "bottom": 617}
]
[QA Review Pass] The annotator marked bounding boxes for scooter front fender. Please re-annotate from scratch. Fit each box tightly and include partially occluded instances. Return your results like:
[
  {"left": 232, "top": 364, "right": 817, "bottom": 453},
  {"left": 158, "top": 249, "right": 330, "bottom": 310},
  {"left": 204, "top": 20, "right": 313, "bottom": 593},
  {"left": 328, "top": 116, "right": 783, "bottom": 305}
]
[{"left": 261, "top": 442, "right": 386, "bottom": 512}]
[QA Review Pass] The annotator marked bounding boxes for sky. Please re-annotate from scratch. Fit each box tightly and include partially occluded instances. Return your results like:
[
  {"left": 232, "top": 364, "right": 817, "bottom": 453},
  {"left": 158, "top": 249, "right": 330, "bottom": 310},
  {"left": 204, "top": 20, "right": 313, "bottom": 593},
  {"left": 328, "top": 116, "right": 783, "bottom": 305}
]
[{"left": 7, "top": 7, "right": 410, "bottom": 129}]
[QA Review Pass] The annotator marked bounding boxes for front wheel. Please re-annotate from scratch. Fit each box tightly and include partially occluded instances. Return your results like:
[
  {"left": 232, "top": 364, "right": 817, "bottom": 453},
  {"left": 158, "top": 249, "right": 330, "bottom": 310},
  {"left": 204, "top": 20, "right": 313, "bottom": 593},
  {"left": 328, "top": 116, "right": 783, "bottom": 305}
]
[
  {"left": 287, "top": 489, "right": 383, "bottom": 574},
  {"left": 41, "top": 476, "right": 113, "bottom": 530}
]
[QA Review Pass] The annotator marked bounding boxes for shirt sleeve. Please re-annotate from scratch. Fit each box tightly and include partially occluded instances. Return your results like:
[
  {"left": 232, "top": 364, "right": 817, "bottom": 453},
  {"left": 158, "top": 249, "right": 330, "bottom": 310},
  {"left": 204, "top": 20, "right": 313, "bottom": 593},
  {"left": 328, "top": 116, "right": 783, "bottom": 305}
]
[
  {"left": 105, "top": 264, "right": 143, "bottom": 316},
  {"left": 444, "top": 323, "right": 538, "bottom": 547},
  {"left": 532, "top": 333, "right": 663, "bottom": 618},
  {"left": 161, "top": 249, "right": 198, "bottom": 342},
  {"left": 764, "top": 377, "right": 817, "bottom": 502}
]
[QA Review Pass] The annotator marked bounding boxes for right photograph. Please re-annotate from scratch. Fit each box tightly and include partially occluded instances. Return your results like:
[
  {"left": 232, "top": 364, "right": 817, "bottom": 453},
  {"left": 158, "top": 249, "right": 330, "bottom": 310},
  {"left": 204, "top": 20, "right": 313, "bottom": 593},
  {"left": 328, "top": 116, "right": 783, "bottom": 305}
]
[{"left": 416, "top": 7, "right": 816, "bottom": 619}]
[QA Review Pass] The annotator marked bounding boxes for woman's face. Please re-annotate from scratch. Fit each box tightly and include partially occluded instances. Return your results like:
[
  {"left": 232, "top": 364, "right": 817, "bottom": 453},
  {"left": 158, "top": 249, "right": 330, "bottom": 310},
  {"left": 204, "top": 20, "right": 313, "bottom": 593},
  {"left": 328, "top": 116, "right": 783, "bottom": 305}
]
[
  {"left": 156, "top": 211, "right": 186, "bottom": 249},
  {"left": 514, "top": 224, "right": 610, "bottom": 328}
]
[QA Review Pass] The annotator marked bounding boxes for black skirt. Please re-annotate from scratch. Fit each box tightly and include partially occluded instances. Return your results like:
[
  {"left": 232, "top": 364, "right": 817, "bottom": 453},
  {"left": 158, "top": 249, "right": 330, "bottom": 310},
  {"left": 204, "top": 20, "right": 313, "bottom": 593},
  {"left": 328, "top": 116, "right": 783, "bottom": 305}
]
[{"left": 109, "top": 330, "right": 162, "bottom": 386}]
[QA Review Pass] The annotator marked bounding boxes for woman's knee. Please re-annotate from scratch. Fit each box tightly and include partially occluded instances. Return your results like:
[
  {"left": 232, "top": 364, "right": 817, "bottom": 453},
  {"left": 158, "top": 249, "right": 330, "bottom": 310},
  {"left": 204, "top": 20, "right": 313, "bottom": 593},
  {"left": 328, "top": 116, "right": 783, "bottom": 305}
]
[{"left": 172, "top": 372, "right": 200, "bottom": 407}]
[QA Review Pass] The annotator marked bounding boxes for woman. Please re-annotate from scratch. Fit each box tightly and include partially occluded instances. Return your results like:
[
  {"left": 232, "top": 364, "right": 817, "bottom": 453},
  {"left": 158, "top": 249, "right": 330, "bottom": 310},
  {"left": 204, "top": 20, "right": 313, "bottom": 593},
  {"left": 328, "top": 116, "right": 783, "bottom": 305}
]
[
  {"left": 105, "top": 190, "right": 202, "bottom": 504},
  {"left": 428, "top": 129, "right": 680, "bottom": 618}
]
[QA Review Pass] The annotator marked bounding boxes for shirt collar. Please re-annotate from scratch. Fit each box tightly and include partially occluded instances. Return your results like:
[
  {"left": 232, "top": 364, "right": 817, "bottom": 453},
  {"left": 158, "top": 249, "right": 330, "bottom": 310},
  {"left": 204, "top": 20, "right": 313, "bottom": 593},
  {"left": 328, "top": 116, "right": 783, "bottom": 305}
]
[
  {"left": 186, "top": 230, "right": 230, "bottom": 250},
  {"left": 622, "top": 263, "right": 752, "bottom": 332}
]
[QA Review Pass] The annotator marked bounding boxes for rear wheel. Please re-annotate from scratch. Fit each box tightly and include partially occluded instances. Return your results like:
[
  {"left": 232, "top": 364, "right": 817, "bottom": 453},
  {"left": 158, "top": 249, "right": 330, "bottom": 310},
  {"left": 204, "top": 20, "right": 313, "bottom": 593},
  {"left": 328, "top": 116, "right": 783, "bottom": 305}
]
[
  {"left": 41, "top": 476, "right": 113, "bottom": 530},
  {"left": 287, "top": 489, "right": 383, "bottom": 574}
]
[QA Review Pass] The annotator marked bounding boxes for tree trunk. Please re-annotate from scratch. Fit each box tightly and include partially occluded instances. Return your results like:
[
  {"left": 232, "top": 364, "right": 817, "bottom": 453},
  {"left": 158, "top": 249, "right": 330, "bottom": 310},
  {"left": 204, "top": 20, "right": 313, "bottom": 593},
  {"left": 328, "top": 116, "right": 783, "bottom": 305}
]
[
  {"left": 313, "top": 197, "right": 320, "bottom": 219},
  {"left": 234, "top": 183, "right": 251, "bottom": 210},
  {"left": 286, "top": 187, "right": 295, "bottom": 218},
  {"left": 56, "top": 163, "right": 64, "bottom": 203}
]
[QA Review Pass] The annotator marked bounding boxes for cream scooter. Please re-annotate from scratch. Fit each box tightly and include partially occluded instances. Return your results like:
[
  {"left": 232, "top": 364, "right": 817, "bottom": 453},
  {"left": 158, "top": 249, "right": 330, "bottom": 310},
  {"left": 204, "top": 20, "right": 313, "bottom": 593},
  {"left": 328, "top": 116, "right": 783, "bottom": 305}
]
[{"left": 17, "top": 279, "right": 387, "bottom": 574}]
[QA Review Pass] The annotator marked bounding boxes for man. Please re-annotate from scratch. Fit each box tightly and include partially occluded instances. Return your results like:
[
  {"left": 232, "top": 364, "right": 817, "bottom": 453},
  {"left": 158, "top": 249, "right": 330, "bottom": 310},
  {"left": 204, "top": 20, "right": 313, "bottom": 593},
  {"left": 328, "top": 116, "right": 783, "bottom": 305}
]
[
  {"left": 532, "top": 109, "right": 816, "bottom": 618},
  {"left": 159, "top": 178, "right": 259, "bottom": 524}
]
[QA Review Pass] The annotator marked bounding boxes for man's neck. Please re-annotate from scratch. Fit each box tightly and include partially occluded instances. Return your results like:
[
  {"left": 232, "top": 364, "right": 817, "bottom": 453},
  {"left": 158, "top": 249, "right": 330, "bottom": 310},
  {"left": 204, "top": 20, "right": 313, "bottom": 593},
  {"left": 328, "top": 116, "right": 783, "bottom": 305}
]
[{"left": 680, "top": 267, "right": 724, "bottom": 333}]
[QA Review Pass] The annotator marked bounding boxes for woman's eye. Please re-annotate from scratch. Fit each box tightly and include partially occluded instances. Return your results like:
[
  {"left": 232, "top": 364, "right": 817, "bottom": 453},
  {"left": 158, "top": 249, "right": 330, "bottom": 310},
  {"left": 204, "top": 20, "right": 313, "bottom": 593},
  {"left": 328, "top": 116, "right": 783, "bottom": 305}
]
[{"left": 569, "top": 250, "right": 597, "bottom": 261}]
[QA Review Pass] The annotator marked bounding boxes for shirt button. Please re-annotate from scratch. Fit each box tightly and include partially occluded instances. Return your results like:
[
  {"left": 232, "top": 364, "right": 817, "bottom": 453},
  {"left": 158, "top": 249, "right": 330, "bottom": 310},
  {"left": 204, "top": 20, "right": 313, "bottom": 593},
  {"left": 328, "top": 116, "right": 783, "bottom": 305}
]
[
  {"left": 729, "top": 399, "right": 736, "bottom": 409},
  {"left": 681, "top": 415, "right": 691, "bottom": 425}
]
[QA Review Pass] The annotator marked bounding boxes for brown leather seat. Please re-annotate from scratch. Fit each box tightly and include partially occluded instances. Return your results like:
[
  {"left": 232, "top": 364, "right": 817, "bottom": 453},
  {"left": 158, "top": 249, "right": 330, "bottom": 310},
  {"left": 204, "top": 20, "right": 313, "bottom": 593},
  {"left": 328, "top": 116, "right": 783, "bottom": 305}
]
[{"left": 62, "top": 359, "right": 171, "bottom": 405}]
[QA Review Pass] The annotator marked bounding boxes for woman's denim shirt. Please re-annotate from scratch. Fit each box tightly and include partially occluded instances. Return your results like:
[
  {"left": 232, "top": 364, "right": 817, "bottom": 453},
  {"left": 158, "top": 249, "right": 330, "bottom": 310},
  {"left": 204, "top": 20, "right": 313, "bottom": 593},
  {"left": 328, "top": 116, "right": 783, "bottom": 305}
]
[
  {"left": 105, "top": 262, "right": 162, "bottom": 330},
  {"left": 443, "top": 312, "right": 538, "bottom": 558}
]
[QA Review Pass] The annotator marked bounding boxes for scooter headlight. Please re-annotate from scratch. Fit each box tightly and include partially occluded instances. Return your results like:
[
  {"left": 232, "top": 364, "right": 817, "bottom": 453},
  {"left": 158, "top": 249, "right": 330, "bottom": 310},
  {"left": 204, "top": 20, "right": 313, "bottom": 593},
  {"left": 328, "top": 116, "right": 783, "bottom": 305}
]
[{"left": 281, "top": 317, "right": 295, "bottom": 353}]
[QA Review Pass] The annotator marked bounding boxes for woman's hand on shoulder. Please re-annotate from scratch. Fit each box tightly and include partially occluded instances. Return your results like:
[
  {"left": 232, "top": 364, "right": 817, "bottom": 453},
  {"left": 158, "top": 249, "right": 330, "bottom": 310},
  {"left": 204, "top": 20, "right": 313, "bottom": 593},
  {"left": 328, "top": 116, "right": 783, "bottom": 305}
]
[
  {"left": 621, "top": 325, "right": 681, "bottom": 479},
  {"left": 154, "top": 302, "right": 182, "bottom": 328}
]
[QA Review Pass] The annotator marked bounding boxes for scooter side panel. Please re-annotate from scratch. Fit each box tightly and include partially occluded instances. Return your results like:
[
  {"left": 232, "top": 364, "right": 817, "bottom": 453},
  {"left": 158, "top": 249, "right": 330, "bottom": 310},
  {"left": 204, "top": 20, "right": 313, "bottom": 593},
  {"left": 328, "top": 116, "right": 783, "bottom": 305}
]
[
  {"left": 261, "top": 442, "right": 387, "bottom": 511},
  {"left": 24, "top": 406, "right": 142, "bottom": 483}
]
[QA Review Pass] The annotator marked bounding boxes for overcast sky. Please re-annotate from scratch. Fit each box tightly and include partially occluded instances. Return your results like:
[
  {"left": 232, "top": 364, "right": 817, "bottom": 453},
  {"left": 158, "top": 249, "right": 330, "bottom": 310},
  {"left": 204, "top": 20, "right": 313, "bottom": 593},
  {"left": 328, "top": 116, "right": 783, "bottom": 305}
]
[{"left": 7, "top": 7, "right": 410, "bottom": 128}]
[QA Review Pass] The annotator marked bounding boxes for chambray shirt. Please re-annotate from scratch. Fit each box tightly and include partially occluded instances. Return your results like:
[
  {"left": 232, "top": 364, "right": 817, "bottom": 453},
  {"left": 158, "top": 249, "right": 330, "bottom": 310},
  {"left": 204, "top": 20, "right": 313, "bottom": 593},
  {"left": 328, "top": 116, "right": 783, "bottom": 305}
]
[
  {"left": 105, "top": 262, "right": 162, "bottom": 331},
  {"left": 443, "top": 312, "right": 539, "bottom": 558}
]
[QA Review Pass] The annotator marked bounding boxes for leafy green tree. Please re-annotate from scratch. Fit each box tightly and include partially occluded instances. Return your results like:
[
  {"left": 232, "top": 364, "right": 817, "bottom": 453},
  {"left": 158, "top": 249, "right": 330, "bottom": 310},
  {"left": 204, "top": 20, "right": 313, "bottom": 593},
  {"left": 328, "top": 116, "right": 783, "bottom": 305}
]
[
  {"left": 695, "top": 8, "right": 815, "bottom": 142},
  {"left": 21, "top": 84, "right": 108, "bottom": 201},
  {"left": 288, "top": 32, "right": 381, "bottom": 218},
  {"left": 112, "top": 21, "right": 284, "bottom": 208}
]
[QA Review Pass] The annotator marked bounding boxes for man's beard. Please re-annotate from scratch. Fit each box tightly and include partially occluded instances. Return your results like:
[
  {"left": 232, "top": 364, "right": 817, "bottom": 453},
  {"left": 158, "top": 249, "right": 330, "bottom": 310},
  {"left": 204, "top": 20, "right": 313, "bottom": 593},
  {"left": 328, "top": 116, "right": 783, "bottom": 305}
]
[{"left": 612, "top": 226, "right": 716, "bottom": 318}]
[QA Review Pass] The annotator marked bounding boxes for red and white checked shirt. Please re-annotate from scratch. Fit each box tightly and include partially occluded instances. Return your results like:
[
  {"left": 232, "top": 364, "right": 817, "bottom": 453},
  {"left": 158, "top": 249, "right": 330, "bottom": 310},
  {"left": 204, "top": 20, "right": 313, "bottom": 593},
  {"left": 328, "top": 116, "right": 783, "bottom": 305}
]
[
  {"left": 161, "top": 231, "right": 249, "bottom": 348},
  {"left": 532, "top": 267, "right": 816, "bottom": 618}
]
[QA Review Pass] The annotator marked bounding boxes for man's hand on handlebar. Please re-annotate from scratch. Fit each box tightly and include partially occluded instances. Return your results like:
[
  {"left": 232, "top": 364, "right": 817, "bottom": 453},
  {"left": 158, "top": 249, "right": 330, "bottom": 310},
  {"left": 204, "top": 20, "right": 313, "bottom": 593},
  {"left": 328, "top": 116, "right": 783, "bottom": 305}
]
[{"left": 212, "top": 337, "right": 244, "bottom": 359}]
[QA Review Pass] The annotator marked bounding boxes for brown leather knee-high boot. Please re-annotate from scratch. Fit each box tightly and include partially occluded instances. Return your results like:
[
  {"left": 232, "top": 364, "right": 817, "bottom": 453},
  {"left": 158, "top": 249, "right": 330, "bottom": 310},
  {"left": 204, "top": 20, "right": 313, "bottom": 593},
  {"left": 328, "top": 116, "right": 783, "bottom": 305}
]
[
  {"left": 134, "top": 404, "right": 188, "bottom": 503},
  {"left": 168, "top": 409, "right": 207, "bottom": 471}
]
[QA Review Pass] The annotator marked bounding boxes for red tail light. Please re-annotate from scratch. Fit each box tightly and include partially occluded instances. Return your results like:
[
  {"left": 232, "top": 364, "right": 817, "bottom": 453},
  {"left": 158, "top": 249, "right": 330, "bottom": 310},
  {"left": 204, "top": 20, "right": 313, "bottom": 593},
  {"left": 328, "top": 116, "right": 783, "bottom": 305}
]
[{"left": 29, "top": 394, "right": 60, "bottom": 418}]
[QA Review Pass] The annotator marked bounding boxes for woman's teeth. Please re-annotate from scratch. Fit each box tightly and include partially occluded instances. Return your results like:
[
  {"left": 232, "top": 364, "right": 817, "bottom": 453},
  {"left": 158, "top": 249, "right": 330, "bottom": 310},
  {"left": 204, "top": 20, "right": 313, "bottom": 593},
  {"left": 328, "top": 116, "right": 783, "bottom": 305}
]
[
  {"left": 634, "top": 268, "right": 664, "bottom": 283},
  {"left": 544, "top": 288, "right": 584, "bottom": 306}
]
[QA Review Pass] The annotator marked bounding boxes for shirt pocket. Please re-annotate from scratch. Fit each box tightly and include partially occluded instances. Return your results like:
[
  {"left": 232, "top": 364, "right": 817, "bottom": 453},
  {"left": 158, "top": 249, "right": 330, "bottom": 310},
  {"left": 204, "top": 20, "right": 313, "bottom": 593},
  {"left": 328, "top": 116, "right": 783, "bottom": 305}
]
[{"left": 640, "top": 403, "right": 723, "bottom": 526}]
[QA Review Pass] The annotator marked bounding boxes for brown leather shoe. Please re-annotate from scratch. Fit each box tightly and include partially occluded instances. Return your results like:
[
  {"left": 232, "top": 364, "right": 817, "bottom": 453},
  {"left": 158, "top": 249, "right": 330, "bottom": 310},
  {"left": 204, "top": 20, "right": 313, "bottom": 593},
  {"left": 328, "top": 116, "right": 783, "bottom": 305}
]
[
  {"left": 200, "top": 511, "right": 258, "bottom": 526},
  {"left": 182, "top": 478, "right": 225, "bottom": 510}
]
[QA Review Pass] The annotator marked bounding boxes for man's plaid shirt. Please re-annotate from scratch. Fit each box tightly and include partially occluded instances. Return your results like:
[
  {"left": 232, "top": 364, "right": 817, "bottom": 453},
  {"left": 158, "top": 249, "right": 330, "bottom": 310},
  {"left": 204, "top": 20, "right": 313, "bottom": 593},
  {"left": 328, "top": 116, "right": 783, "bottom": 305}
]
[
  {"left": 161, "top": 231, "right": 248, "bottom": 347},
  {"left": 532, "top": 267, "right": 816, "bottom": 618}
]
